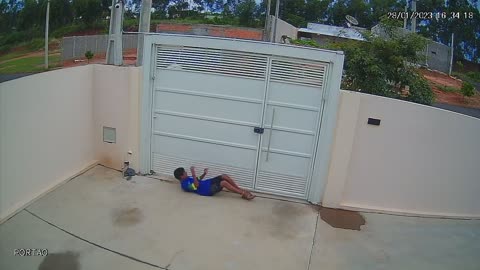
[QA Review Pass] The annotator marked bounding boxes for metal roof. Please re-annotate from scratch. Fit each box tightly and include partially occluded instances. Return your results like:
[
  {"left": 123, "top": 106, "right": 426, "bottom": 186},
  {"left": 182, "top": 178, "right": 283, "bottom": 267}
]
[{"left": 298, "top": 23, "right": 365, "bottom": 41}]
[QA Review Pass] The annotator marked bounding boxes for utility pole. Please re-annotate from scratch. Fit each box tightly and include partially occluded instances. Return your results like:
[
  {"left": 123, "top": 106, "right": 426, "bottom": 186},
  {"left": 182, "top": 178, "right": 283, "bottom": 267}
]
[
  {"left": 272, "top": 0, "right": 280, "bottom": 43},
  {"left": 136, "top": 0, "right": 152, "bottom": 66},
  {"left": 449, "top": 33, "right": 454, "bottom": 76},
  {"left": 403, "top": 3, "right": 408, "bottom": 29},
  {"left": 264, "top": 0, "right": 272, "bottom": 42},
  {"left": 44, "top": 0, "right": 50, "bottom": 69},
  {"left": 106, "top": 0, "right": 125, "bottom": 66}
]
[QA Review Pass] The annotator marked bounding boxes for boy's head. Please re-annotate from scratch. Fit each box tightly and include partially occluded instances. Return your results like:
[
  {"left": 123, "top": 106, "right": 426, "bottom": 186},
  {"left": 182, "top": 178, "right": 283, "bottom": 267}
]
[{"left": 174, "top": 167, "right": 188, "bottom": 181}]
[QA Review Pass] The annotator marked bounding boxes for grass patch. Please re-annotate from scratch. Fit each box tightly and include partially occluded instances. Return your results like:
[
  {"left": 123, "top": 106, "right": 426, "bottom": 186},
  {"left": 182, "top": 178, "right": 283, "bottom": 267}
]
[
  {"left": 0, "top": 54, "right": 61, "bottom": 74},
  {"left": 452, "top": 71, "right": 469, "bottom": 81},
  {"left": 0, "top": 39, "right": 60, "bottom": 66},
  {"left": 0, "top": 50, "right": 30, "bottom": 62},
  {"left": 466, "top": 71, "right": 480, "bottom": 83},
  {"left": 26, "top": 38, "right": 46, "bottom": 51},
  {"left": 452, "top": 71, "right": 480, "bottom": 84},
  {"left": 0, "top": 39, "right": 53, "bottom": 61},
  {"left": 438, "top": 85, "right": 458, "bottom": 92}
]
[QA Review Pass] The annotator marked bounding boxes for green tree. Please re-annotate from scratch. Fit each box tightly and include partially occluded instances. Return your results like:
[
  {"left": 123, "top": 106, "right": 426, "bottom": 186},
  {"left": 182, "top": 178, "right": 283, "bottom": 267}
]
[
  {"left": 213, "top": 0, "right": 226, "bottom": 13},
  {"left": 204, "top": 0, "right": 216, "bottom": 12},
  {"left": 368, "top": 0, "right": 404, "bottom": 26},
  {"left": 416, "top": 0, "right": 480, "bottom": 63},
  {"left": 321, "top": 19, "right": 433, "bottom": 105},
  {"left": 42, "top": 0, "right": 74, "bottom": 30},
  {"left": 279, "top": 0, "right": 307, "bottom": 27},
  {"left": 192, "top": 0, "right": 216, "bottom": 13},
  {"left": 304, "top": 0, "right": 331, "bottom": 23},
  {"left": 127, "top": 0, "right": 142, "bottom": 14},
  {"left": 152, "top": 0, "right": 170, "bottom": 19},
  {"left": 167, "top": 0, "right": 190, "bottom": 18},
  {"left": 222, "top": 0, "right": 237, "bottom": 17},
  {"left": 18, "top": 0, "right": 41, "bottom": 30},
  {"left": 73, "top": 0, "right": 104, "bottom": 26},
  {"left": 0, "top": 0, "right": 21, "bottom": 33},
  {"left": 236, "top": 0, "right": 257, "bottom": 27},
  {"left": 0, "top": 1, "right": 8, "bottom": 33},
  {"left": 326, "top": 0, "right": 372, "bottom": 27},
  {"left": 461, "top": 81, "right": 476, "bottom": 98}
]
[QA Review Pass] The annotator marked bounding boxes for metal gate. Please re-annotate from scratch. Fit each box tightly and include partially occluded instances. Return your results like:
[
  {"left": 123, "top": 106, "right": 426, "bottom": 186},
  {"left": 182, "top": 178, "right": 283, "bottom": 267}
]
[
  {"left": 255, "top": 58, "right": 327, "bottom": 198},
  {"left": 140, "top": 35, "right": 344, "bottom": 202}
]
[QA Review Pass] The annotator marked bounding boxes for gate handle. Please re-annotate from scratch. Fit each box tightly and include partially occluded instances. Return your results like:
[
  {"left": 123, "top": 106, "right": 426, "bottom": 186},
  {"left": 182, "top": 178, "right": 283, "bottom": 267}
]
[{"left": 266, "top": 108, "right": 275, "bottom": 162}]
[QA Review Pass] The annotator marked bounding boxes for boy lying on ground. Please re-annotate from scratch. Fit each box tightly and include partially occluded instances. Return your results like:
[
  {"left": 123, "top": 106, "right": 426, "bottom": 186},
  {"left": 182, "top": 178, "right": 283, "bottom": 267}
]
[{"left": 174, "top": 166, "right": 256, "bottom": 200}]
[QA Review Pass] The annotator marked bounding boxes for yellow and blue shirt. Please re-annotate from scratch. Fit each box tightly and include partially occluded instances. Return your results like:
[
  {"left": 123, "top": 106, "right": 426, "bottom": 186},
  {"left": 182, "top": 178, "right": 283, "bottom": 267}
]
[{"left": 180, "top": 177, "right": 213, "bottom": 196}]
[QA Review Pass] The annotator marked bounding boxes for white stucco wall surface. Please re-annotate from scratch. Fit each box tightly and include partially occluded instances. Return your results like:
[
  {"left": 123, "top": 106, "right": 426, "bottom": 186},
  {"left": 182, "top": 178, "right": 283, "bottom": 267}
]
[
  {"left": 2, "top": 65, "right": 478, "bottom": 220},
  {"left": 93, "top": 65, "right": 141, "bottom": 171},
  {"left": 0, "top": 66, "right": 96, "bottom": 221},
  {"left": 323, "top": 91, "right": 480, "bottom": 218}
]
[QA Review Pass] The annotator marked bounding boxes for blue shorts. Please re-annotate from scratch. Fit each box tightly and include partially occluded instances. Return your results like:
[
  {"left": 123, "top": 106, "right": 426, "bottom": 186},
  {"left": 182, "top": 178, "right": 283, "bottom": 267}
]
[
  {"left": 197, "top": 176, "right": 223, "bottom": 196},
  {"left": 209, "top": 176, "right": 223, "bottom": 195}
]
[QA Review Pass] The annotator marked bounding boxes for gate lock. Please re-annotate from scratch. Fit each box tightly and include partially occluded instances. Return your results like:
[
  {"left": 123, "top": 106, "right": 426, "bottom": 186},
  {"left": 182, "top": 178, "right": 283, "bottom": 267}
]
[{"left": 254, "top": 127, "right": 264, "bottom": 134}]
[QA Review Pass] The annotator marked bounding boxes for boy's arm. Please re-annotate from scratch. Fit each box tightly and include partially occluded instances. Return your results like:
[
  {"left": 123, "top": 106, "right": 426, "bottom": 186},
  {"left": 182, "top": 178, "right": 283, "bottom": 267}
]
[
  {"left": 190, "top": 166, "right": 199, "bottom": 187},
  {"left": 198, "top": 168, "right": 208, "bottom": 180}
]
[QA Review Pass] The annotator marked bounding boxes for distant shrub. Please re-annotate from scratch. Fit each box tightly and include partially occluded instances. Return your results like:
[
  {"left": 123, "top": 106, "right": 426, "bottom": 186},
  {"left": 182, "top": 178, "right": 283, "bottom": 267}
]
[
  {"left": 461, "top": 81, "right": 476, "bottom": 98},
  {"left": 320, "top": 19, "right": 431, "bottom": 106},
  {"left": 27, "top": 38, "right": 45, "bottom": 50},
  {"left": 123, "top": 19, "right": 138, "bottom": 31},
  {"left": 290, "top": 38, "right": 320, "bottom": 48},
  {"left": 0, "top": 27, "right": 42, "bottom": 48},
  {"left": 51, "top": 22, "right": 107, "bottom": 38},
  {"left": 0, "top": 44, "right": 12, "bottom": 53},
  {"left": 406, "top": 74, "right": 434, "bottom": 105},
  {"left": 212, "top": 16, "right": 239, "bottom": 26},
  {"left": 455, "top": 60, "right": 464, "bottom": 72},
  {"left": 51, "top": 24, "right": 86, "bottom": 38},
  {"left": 438, "top": 85, "right": 457, "bottom": 93},
  {"left": 466, "top": 71, "right": 480, "bottom": 83},
  {"left": 85, "top": 50, "right": 94, "bottom": 63}
]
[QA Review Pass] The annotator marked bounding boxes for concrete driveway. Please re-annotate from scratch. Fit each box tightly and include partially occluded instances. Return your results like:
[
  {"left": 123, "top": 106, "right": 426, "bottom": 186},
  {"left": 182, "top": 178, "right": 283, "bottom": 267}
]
[{"left": 1, "top": 166, "right": 479, "bottom": 270}]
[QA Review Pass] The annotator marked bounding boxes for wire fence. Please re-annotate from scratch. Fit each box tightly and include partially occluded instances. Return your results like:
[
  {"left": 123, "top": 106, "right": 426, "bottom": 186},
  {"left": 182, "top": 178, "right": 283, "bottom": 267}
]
[{"left": 61, "top": 34, "right": 138, "bottom": 61}]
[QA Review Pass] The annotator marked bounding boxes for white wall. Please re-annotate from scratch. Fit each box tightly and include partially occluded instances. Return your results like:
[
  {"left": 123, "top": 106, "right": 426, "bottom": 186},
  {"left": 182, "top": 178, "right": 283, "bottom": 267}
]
[
  {"left": 323, "top": 90, "right": 480, "bottom": 218},
  {"left": 3, "top": 64, "right": 478, "bottom": 220},
  {"left": 93, "top": 65, "right": 141, "bottom": 171},
  {"left": 268, "top": 15, "right": 298, "bottom": 43},
  {"left": 0, "top": 65, "right": 141, "bottom": 222},
  {"left": 0, "top": 66, "right": 96, "bottom": 221}
]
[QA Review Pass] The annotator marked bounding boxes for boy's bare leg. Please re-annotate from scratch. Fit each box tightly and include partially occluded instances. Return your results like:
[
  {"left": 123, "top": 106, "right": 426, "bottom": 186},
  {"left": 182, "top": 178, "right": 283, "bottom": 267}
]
[
  {"left": 220, "top": 181, "right": 244, "bottom": 195},
  {"left": 220, "top": 181, "right": 255, "bottom": 200},
  {"left": 220, "top": 174, "right": 242, "bottom": 190},
  {"left": 220, "top": 174, "right": 255, "bottom": 199}
]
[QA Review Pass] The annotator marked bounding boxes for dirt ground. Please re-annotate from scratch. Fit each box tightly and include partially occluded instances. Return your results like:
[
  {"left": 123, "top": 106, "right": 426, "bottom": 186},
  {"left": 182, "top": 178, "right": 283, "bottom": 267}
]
[{"left": 419, "top": 68, "right": 480, "bottom": 108}]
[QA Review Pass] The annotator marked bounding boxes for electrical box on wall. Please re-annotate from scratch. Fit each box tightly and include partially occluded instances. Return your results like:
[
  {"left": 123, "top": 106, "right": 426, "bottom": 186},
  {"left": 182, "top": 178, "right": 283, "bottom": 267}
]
[
  {"left": 103, "top": 127, "right": 116, "bottom": 143},
  {"left": 368, "top": 118, "right": 381, "bottom": 126}
]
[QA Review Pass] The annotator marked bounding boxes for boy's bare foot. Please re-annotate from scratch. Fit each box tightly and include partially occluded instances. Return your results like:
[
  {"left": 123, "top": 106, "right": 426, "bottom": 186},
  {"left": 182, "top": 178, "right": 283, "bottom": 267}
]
[{"left": 241, "top": 191, "right": 255, "bottom": 200}]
